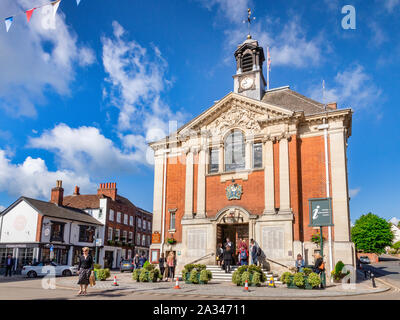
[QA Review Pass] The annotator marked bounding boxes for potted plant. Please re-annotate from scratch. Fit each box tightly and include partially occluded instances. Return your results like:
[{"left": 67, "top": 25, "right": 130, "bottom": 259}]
[
  {"left": 199, "top": 269, "right": 212, "bottom": 284},
  {"left": 96, "top": 268, "right": 111, "bottom": 281},
  {"left": 307, "top": 272, "right": 321, "bottom": 289},
  {"left": 331, "top": 260, "right": 350, "bottom": 282},
  {"left": 293, "top": 272, "right": 305, "bottom": 288},
  {"left": 232, "top": 265, "right": 266, "bottom": 286},
  {"left": 311, "top": 233, "right": 326, "bottom": 247},
  {"left": 189, "top": 269, "right": 199, "bottom": 284},
  {"left": 167, "top": 238, "right": 176, "bottom": 245}
]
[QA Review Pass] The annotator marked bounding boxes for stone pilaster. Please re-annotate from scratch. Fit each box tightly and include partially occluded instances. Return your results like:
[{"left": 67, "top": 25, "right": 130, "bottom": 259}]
[
  {"left": 184, "top": 148, "right": 194, "bottom": 218},
  {"left": 329, "top": 130, "right": 351, "bottom": 242},
  {"left": 263, "top": 138, "right": 275, "bottom": 214},
  {"left": 152, "top": 153, "right": 164, "bottom": 233},
  {"left": 197, "top": 145, "right": 207, "bottom": 218},
  {"left": 245, "top": 140, "right": 252, "bottom": 170},
  {"left": 218, "top": 143, "right": 224, "bottom": 173},
  {"left": 279, "top": 136, "right": 291, "bottom": 213}
]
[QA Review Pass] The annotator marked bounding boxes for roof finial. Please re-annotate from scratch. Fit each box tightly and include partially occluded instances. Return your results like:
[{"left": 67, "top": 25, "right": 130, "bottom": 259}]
[{"left": 243, "top": 8, "right": 256, "bottom": 39}]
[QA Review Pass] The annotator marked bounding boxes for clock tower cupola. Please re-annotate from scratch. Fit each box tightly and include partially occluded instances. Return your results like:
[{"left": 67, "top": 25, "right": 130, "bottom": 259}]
[{"left": 233, "top": 35, "right": 266, "bottom": 100}]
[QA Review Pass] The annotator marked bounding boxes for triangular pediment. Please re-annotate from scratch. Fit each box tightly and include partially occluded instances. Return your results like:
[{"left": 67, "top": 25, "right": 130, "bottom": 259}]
[{"left": 179, "top": 92, "right": 295, "bottom": 136}]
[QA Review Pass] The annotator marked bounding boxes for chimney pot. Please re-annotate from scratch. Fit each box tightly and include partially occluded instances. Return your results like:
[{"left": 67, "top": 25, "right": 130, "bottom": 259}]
[{"left": 74, "top": 186, "right": 80, "bottom": 196}]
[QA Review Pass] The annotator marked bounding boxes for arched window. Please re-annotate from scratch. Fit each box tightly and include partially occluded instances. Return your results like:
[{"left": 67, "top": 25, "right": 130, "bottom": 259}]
[
  {"left": 225, "top": 130, "right": 245, "bottom": 171},
  {"left": 241, "top": 53, "right": 253, "bottom": 72}
]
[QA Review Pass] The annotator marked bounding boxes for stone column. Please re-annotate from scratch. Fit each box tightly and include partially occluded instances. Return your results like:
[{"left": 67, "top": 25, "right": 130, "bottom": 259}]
[
  {"left": 329, "top": 130, "right": 351, "bottom": 242},
  {"left": 184, "top": 149, "right": 194, "bottom": 218},
  {"left": 263, "top": 139, "right": 275, "bottom": 214},
  {"left": 218, "top": 143, "right": 224, "bottom": 173},
  {"left": 279, "top": 136, "right": 291, "bottom": 212},
  {"left": 197, "top": 145, "right": 206, "bottom": 218},
  {"left": 245, "top": 140, "right": 252, "bottom": 170},
  {"left": 152, "top": 152, "right": 164, "bottom": 233}
]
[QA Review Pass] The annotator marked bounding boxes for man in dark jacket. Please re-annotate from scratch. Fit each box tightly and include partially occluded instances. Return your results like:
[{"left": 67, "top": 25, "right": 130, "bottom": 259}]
[
  {"left": 4, "top": 254, "right": 14, "bottom": 277},
  {"left": 223, "top": 246, "right": 234, "bottom": 273}
]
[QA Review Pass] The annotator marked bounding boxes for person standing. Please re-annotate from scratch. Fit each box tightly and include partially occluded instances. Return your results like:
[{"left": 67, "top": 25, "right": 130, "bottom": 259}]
[
  {"left": 216, "top": 243, "right": 224, "bottom": 267},
  {"left": 133, "top": 253, "right": 140, "bottom": 270},
  {"left": 223, "top": 246, "right": 234, "bottom": 273},
  {"left": 250, "top": 239, "right": 260, "bottom": 266},
  {"left": 77, "top": 247, "right": 93, "bottom": 296},
  {"left": 239, "top": 245, "right": 249, "bottom": 266},
  {"left": 224, "top": 238, "right": 233, "bottom": 249},
  {"left": 4, "top": 254, "right": 14, "bottom": 277},
  {"left": 313, "top": 253, "right": 325, "bottom": 274},
  {"left": 295, "top": 254, "right": 305, "bottom": 272},
  {"left": 158, "top": 253, "right": 166, "bottom": 281},
  {"left": 139, "top": 253, "right": 147, "bottom": 268},
  {"left": 167, "top": 252, "right": 176, "bottom": 281}
]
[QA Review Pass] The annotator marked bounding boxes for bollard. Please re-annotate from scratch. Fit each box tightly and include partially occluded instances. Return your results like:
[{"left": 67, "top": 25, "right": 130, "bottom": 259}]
[{"left": 371, "top": 273, "right": 376, "bottom": 288}]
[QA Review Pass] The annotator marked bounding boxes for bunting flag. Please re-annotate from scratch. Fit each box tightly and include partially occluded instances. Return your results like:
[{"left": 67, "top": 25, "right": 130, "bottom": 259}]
[
  {"left": 26, "top": 8, "right": 35, "bottom": 23},
  {"left": 5, "top": 16, "right": 13, "bottom": 32},
  {"left": 267, "top": 46, "right": 271, "bottom": 72},
  {"left": 76, "top": 0, "right": 81, "bottom": 6},
  {"left": 52, "top": 0, "right": 61, "bottom": 18}
]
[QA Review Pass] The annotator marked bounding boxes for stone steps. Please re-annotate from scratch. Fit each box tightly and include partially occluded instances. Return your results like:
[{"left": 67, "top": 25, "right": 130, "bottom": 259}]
[{"left": 178, "top": 265, "right": 282, "bottom": 284}]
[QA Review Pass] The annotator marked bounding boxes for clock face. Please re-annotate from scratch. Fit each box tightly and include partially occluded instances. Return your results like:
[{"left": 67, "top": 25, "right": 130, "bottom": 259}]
[{"left": 240, "top": 76, "right": 254, "bottom": 90}]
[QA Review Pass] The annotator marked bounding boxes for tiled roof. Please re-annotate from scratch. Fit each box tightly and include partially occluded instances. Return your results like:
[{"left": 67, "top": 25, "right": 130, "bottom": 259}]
[
  {"left": 262, "top": 87, "right": 326, "bottom": 115},
  {"left": 22, "top": 197, "right": 102, "bottom": 225}
]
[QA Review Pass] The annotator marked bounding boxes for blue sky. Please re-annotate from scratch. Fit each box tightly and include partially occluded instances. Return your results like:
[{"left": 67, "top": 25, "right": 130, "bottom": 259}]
[{"left": 0, "top": 0, "right": 399, "bottom": 223}]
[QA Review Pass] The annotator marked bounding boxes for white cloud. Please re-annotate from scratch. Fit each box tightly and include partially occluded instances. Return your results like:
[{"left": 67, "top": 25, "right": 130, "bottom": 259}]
[
  {"left": 0, "top": 205, "right": 5, "bottom": 212},
  {"left": 349, "top": 188, "right": 361, "bottom": 198},
  {"left": 101, "top": 21, "right": 187, "bottom": 163},
  {"left": 28, "top": 123, "right": 147, "bottom": 175},
  {"left": 198, "top": 0, "right": 251, "bottom": 23},
  {"left": 383, "top": 0, "right": 400, "bottom": 12},
  {"left": 368, "top": 21, "right": 388, "bottom": 47},
  {"left": 0, "top": 0, "right": 95, "bottom": 117},
  {"left": 309, "top": 64, "right": 382, "bottom": 111},
  {"left": 0, "top": 149, "right": 94, "bottom": 199}
]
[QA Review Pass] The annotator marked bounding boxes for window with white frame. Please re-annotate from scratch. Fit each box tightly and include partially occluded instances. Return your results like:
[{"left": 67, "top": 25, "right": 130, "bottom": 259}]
[
  {"left": 253, "top": 142, "right": 263, "bottom": 168},
  {"left": 137, "top": 218, "right": 142, "bottom": 229},
  {"left": 143, "top": 220, "right": 146, "bottom": 230},
  {"left": 124, "top": 214, "right": 128, "bottom": 225},
  {"left": 148, "top": 221, "right": 152, "bottom": 232},
  {"left": 129, "top": 216, "right": 134, "bottom": 226},
  {"left": 209, "top": 148, "right": 219, "bottom": 173},
  {"left": 128, "top": 232, "right": 133, "bottom": 243},
  {"left": 122, "top": 230, "right": 127, "bottom": 243},
  {"left": 108, "top": 227, "right": 113, "bottom": 241},
  {"left": 170, "top": 211, "right": 176, "bottom": 230},
  {"left": 115, "top": 229, "right": 120, "bottom": 241},
  {"left": 116, "top": 212, "right": 121, "bottom": 223},
  {"left": 142, "top": 234, "right": 146, "bottom": 246},
  {"left": 128, "top": 250, "right": 132, "bottom": 259},
  {"left": 109, "top": 209, "right": 114, "bottom": 221},
  {"left": 136, "top": 233, "right": 141, "bottom": 245},
  {"left": 225, "top": 130, "right": 245, "bottom": 172}
]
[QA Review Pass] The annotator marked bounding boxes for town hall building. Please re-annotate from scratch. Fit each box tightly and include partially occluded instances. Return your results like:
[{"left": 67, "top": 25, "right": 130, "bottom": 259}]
[{"left": 149, "top": 34, "right": 355, "bottom": 275}]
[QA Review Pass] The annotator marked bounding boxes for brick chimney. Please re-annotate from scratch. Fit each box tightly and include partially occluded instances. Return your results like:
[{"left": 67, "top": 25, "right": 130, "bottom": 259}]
[
  {"left": 97, "top": 183, "right": 117, "bottom": 201},
  {"left": 50, "top": 180, "right": 64, "bottom": 206},
  {"left": 327, "top": 102, "right": 337, "bottom": 110},
  {"left": 74, "top": 186, "right": 80, "bottom": 196}
]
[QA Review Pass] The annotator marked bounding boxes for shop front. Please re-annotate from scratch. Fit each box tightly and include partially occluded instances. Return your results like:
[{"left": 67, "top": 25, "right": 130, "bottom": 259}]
[{"left": 40, "top": 244, "right": 70, "bottom": 265}]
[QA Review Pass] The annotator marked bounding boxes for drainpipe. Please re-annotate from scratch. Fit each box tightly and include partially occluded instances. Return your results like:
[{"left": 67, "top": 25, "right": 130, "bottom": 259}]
[{"left": 160, "top": 149, "right": 170, "bottom": 255}]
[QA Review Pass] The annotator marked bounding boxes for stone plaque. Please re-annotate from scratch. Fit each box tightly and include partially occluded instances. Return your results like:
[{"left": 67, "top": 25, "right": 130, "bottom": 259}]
[
  {"left": 187, "top": 229, "right": 207, "bottom": 258},
  {"left": 262, "top": 227, "right": 284, "bottom": 258}
]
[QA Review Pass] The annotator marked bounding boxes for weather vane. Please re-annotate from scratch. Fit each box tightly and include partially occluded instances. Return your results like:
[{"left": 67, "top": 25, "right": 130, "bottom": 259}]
[{"left": 243, "top": 8, "right": 256, "bottom": 39}]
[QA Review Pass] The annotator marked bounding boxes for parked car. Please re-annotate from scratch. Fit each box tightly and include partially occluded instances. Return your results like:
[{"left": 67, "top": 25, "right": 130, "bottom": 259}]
[
  {"left": 21, "top": 262, "right": 78, "bottom": 278},
  {"left": 359, "top": 256, "right": 371, "bottom": 264},
  {"left": 120, "top": 259, "right": 134, "bottom": 272}
]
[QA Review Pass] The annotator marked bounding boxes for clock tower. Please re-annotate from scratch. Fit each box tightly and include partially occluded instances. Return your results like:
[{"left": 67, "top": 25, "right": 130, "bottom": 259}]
[{"left": 233, "top": 35, "right": 266, "bottom": 101}]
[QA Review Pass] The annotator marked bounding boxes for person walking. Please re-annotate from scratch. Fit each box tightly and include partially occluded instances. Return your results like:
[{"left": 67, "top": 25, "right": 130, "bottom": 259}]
[
  {"left": 239, "top": 245, "right": 249, "bottom": 266},
  {"left": 295, "top": 254, "right": 305, "bottom": 272},
  {"left": 250, "top": 239, "right": 260, "bottom": 266},
  {"left": 223, "top": 246, "right": 234, "bottom": 273},
  {"left": 77, "top": 247, "right": 94, "bottom": 296},
  {"left": 4, "top": 254, "right": 14, "bottom": 277},
  {"left": 158, "top": 253, "right": 166, "bottom": 281},
  {"left": 167, "top": 252, "right": 176, "bottom": 281}
]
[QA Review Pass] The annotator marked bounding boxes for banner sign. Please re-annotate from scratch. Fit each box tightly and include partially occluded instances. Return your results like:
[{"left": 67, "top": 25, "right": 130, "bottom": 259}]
[{"left": 308, "top": 198, "right": 333, "bottom": 227}]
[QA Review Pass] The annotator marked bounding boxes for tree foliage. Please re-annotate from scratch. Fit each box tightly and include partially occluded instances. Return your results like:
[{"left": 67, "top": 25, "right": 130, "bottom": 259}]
[{"left": 351, "top": 213, "right": 394, "bottom": 254}]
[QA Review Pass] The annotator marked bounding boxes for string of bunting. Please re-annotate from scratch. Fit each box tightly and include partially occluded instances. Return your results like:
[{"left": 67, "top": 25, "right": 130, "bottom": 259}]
[{"left": 4, "top": 0, "right": 82, "bottom": 33}]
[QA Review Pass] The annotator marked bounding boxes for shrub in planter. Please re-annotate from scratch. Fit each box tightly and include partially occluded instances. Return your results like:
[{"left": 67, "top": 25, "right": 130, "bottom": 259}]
[
  {"left": 132, "top": 269, "right": 140, "bottom": 281},
  {"left": 331, "top": 260, "right": 349, "bottom": 281},
  {"left": 232, "top": 270, "right": 242, "bottom": 286},
  {"left": 280, "top": 271, "right": 292, "bottom": 284},
  {"left": 252, "top": 272, "right": 262, "bottom": 286},
  {"left": 307, "top": 272, "right": 321, "bottom": 288},
  {"left": 241, "top": 271, "right": 251, "bottom": 285},
  {"left": 303, "top": 267, "right": 312, "bottom": 276},
  {"left": 93, "top": 264, "right": 102, "bottom": 270},
  {"left": 143, "top": 261, "right": 151, "bottom": 270},
  {"left": 199, "top": 270, "right": 210, "bottom": 284},
  {"left": 189, "top": 269, "right": 199, "bottom": 284},
  {"left": 148, "top": 271, "right": 155, "bottom": 282},
  {"left": 139, "top": 269, "right": 149, "bottom": 282},
  {"left": 293, "top": 272, "right": 305, "bottom": 288},
  {"left": 96, "top": 268, "right": 111, "bottom": 281}
]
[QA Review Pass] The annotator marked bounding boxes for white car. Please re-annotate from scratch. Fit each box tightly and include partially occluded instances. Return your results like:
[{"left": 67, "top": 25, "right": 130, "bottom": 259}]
[{"left": 21, "top": 262, "right": 78, "bottom": 278}]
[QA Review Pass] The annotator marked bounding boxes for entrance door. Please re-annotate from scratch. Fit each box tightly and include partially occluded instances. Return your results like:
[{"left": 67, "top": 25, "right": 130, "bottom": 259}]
[{"left": 217, "top": 223, "right": 249, "bottom": 263}]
